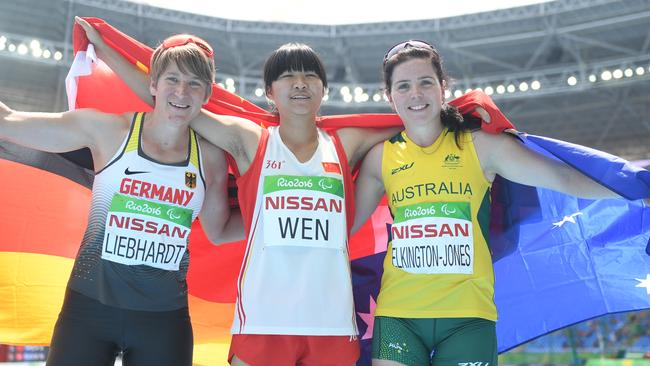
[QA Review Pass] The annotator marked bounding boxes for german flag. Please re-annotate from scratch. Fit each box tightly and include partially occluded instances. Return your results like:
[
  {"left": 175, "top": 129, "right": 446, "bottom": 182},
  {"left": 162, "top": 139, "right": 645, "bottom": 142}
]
[{"left": 0, "top": 143, "right": 91, "bottom": 345}]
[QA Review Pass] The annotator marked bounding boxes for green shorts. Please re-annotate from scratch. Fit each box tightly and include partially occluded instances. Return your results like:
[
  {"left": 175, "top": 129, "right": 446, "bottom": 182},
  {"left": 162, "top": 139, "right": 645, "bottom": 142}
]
[{"left": 372, "top": 316, "right": 497, "bottom": 366}]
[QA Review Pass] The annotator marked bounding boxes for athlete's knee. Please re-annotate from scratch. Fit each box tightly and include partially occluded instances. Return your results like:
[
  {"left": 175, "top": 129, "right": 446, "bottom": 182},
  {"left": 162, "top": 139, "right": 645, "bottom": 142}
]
[
  {"left": 372, "top": 359, "right": 409, "bottom": 366},
  {"left": 231, "top": 355, "right": 252, "bottom": 366}
]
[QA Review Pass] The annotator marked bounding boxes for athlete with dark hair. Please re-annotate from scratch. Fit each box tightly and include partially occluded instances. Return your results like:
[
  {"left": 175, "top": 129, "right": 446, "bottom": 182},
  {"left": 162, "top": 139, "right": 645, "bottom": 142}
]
[{"left": 352, "top": 40, "right": 621, "bottom": 366}]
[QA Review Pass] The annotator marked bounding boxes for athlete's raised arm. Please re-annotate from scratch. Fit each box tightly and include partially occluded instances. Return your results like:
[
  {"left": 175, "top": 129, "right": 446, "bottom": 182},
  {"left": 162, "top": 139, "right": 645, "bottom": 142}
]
[
  {"left": 76, "top": 16, "right": 153, "bottom": 106},
  {"left": 0, "top": 100, "right": 129, "bottom": 170},
  {"left": 337, "top": 126, "right": 401, "bottom": 168},
  {"left": 189, "top": 111, "right": 262, "bottom": 175},
  {"left": 474, "top": 130, "right": 621, "bottom": 199}
]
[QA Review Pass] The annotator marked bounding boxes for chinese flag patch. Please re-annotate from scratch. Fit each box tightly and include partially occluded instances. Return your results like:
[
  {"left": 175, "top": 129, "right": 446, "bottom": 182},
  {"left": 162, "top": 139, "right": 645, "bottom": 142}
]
[{"left": 322, "top": 162, "right": 341, "bottom": 174}]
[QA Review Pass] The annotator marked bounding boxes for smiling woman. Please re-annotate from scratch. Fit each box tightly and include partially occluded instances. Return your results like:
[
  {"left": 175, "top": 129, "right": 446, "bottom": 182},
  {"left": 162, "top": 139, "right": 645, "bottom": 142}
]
[
  {"left": 263, "top": 43, "right": 327, "bottom": 118},
  {"left": 352, "top": 40, "right": 625, "bottom": 366},
  {"left": 0, "top": 28, "right": 242, "bottom": 366},
  {"left": 267, "top": 69, "right": 323, "bottom": 115},
  {"left": 139, "top": 36, "right": 213, "bottom": 132}
]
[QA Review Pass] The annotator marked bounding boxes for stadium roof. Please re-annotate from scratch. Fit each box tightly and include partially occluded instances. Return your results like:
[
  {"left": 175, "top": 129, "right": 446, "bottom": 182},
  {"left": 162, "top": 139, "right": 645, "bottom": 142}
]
[
  {"left": 0, "top": 0, "right": 649, "bottom": 159},
  {"left": 135, "top": 0, "right": 553, "bottom": 25}
]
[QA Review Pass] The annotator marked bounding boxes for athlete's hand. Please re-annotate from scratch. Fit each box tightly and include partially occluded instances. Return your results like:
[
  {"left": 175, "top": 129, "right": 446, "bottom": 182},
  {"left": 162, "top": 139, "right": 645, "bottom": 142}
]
[
  {"left": 75, "top": 16, "right": 104, "bottom": 47},
  {"left": 474, "top": 106, "right": 491, "bottom": 124},
  {"left": 0, "top": 100, "right": 11, "bottom": 118}
]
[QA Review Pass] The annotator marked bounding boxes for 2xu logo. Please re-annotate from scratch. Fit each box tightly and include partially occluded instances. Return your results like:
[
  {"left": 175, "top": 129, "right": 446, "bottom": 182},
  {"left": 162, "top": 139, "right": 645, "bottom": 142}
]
[
  {"left": 391, "top": 162, "right": 414, "bottom": 175},
  {"left": 458, "top": 362, "right": 490, "bottom": 366}
]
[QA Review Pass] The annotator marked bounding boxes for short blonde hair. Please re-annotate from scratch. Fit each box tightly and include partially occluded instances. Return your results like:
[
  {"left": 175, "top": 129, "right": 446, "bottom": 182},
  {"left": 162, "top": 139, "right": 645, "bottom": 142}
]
[{"left": 150, "top": 36, "right": 215, "bottom": 97}]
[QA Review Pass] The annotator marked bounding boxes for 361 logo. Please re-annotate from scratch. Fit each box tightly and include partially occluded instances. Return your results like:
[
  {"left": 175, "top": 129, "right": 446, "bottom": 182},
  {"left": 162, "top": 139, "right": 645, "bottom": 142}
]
[{"left": 265, "top": 160, "right": 284, "bottom": 169}]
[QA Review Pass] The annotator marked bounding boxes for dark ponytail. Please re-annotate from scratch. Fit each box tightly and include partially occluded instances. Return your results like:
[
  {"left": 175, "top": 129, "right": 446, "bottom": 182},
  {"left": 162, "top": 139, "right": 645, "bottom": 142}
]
[{"left": 441, "top": 104, "right": 480, "bottom": 147}]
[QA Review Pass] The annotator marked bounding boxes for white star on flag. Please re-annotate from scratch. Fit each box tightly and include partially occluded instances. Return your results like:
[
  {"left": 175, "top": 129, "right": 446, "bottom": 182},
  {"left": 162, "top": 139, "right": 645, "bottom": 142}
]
[
  {"left": 636, "top": 274, "right": 650, "bottom": 295},
  {"left": 552, "top": 212, "right": 583, "bottom": 228},
  {"left": 357, "top": 296, "right": 377, "bottom": 340}
]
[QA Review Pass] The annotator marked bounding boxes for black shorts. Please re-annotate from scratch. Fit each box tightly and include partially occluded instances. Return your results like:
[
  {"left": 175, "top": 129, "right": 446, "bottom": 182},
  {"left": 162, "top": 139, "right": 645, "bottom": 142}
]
[{"left": 46, "top": 289, "right": 192, "bottom": 366}]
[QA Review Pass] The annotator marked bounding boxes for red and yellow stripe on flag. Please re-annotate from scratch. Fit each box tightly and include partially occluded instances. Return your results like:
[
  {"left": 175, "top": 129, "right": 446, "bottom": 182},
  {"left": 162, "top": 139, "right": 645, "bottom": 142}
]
[
  {"left": 0, "top": 159, "right": 90, "bottom": 344},
  {"left": 0, "top": 155, "right": 239, "bottom": 364}
]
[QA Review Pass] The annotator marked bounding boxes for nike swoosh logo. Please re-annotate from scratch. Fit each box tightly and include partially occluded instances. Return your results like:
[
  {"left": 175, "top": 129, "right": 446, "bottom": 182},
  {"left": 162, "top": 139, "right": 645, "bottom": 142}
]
[{"left": 124, "top": 168, "right": 150, "bottom": 175}]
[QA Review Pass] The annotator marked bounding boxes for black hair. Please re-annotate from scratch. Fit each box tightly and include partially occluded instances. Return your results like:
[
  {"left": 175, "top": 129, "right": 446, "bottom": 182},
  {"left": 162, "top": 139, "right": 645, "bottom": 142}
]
[{"left": 263, "top": 43, "right": 328, "bottom": 93}]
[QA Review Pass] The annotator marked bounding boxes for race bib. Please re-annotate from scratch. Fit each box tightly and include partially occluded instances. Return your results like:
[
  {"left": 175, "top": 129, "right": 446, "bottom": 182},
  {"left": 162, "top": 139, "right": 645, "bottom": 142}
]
[
  {"left": 262, "top": 175, "right": 346, "bottom": 249},
  {"left": 101, "top": 194, "right": 192, "bottom": 270},
  {"left": 391, "top": 202, "right": 473, "bottom": 274}
]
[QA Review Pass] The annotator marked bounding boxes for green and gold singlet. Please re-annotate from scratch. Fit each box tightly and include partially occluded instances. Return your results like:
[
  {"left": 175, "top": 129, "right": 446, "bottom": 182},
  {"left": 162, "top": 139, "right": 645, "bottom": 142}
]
[{"left": 377, "top": 129, "right": 496, "bottom": 321}]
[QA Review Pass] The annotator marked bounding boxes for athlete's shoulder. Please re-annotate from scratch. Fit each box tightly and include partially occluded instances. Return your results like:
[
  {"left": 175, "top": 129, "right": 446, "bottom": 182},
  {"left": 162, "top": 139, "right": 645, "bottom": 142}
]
[
  {"left": 362, "top": 141, "right": 384, "bottom": 172},
  {"left": 76, "top": 109, "right": 131, "bottom": 140},
  {"left": 197, "top": 136, "right": 226, "bottom": 165},
  {"left": 387, "top": 131, "right": 406, "bottom": 144},
  {"left": 86, "top": 110, "right": 133, "bottom": 132},
  {"left": 472, "top": 128, "right": 519, "bottom": 149}
]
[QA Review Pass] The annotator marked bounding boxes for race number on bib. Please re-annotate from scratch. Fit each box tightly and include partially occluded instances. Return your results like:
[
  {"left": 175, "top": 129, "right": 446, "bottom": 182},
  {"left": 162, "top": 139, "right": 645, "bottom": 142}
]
[
  {"left": 391, "top": 202, "right": 474, "bottom": 274},
  {"left": 262, "top": 175, "right": 346, "bottom": 249},
  {"left": 101, "top": 194, "right": 193, "bottom": 270}
]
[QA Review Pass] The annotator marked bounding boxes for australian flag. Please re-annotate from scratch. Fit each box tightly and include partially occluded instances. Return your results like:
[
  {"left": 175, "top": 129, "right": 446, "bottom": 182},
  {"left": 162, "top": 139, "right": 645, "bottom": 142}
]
[{"left": 353, "top": 133, "right": 650, "bottom": 365}]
